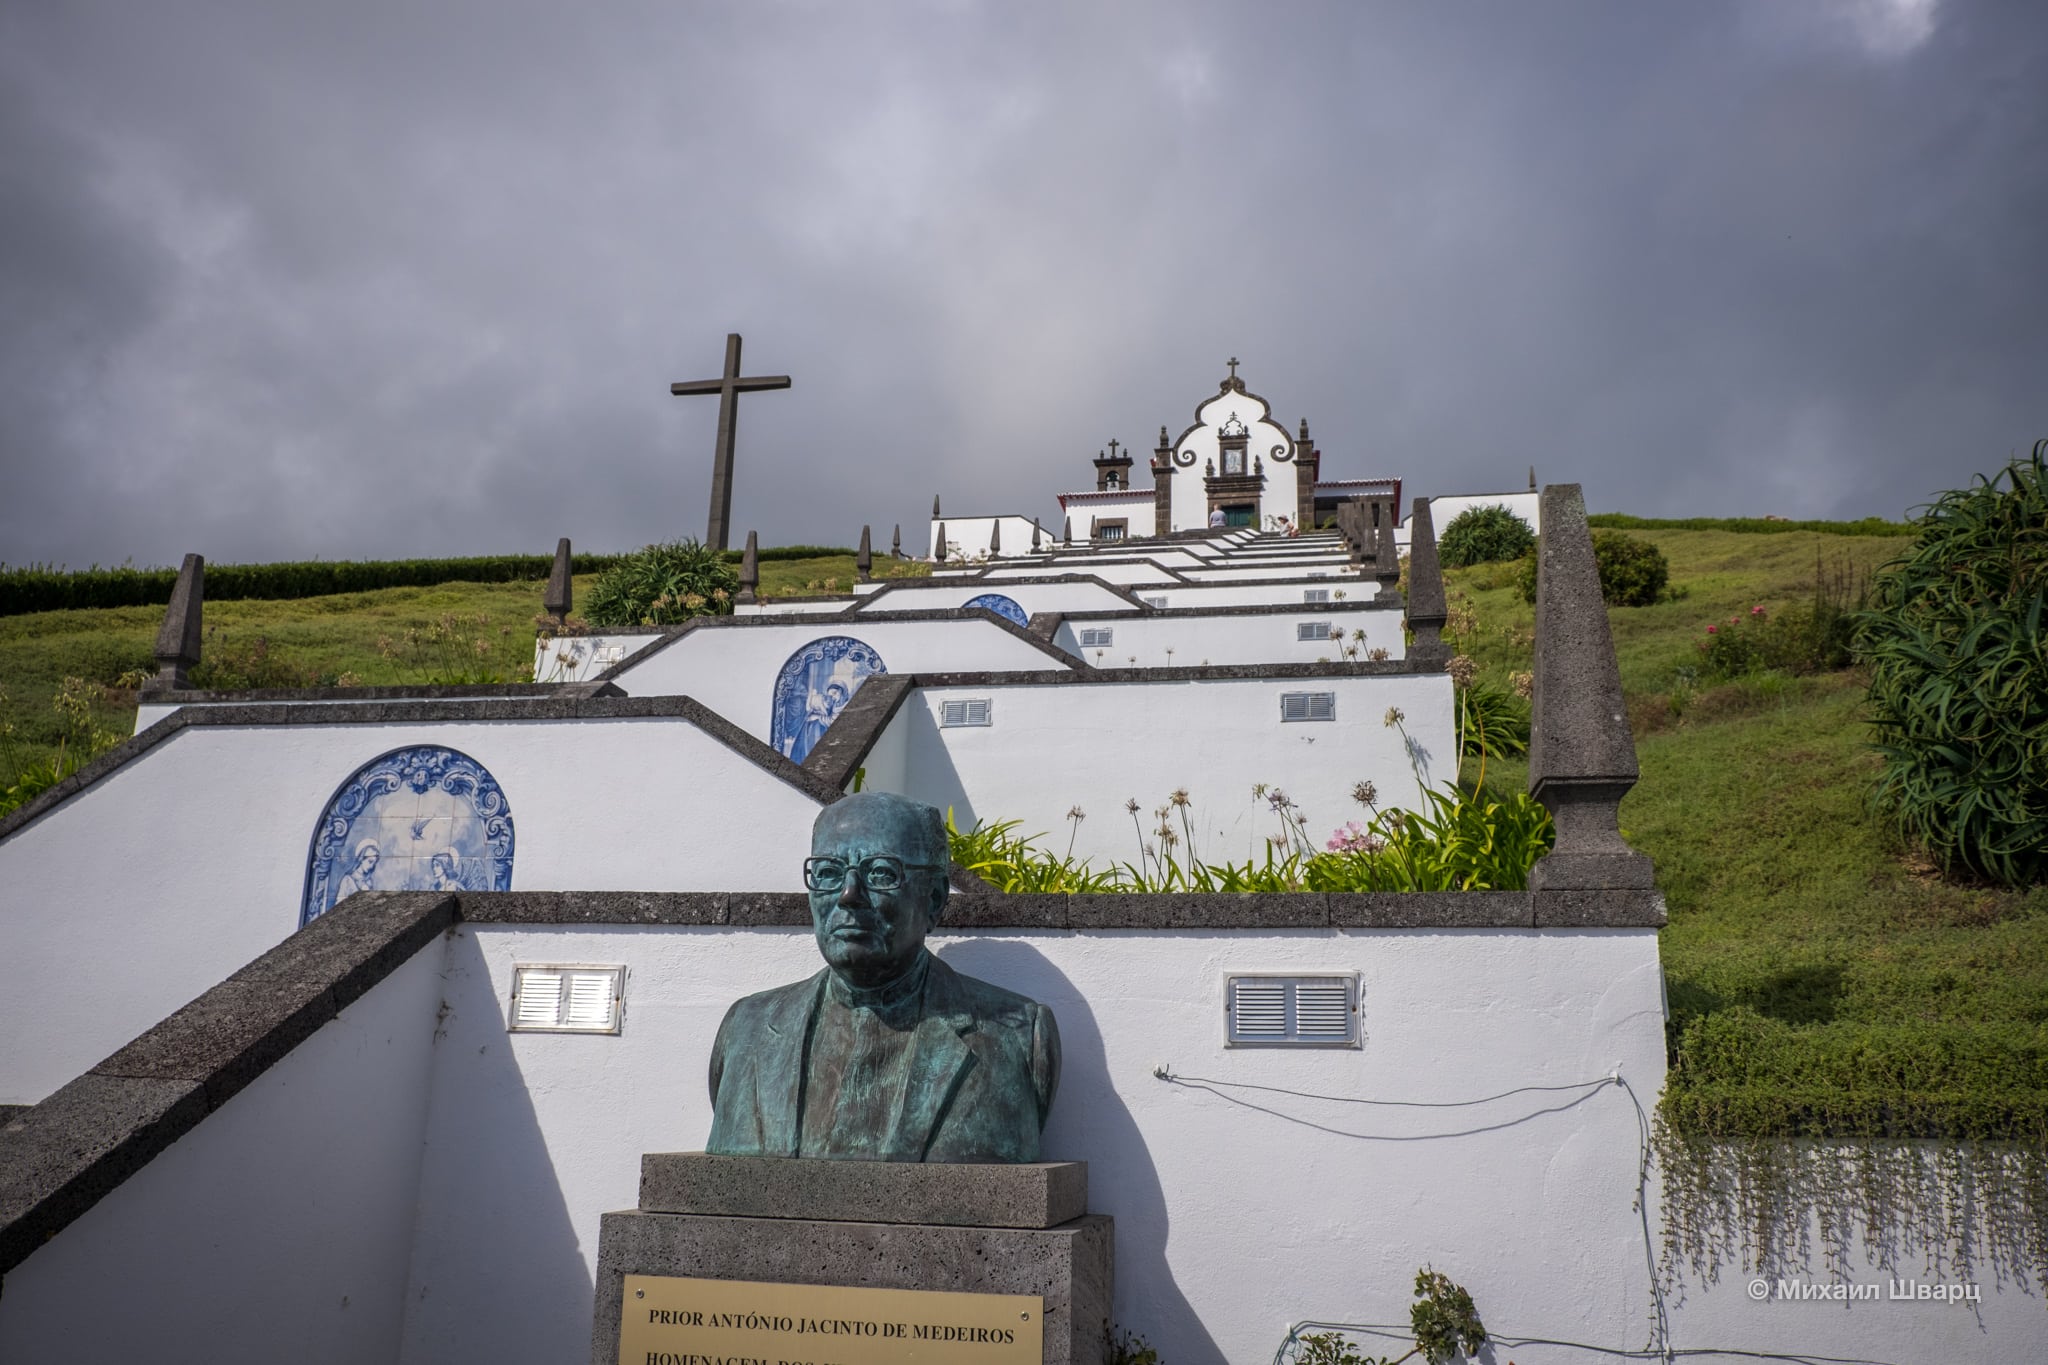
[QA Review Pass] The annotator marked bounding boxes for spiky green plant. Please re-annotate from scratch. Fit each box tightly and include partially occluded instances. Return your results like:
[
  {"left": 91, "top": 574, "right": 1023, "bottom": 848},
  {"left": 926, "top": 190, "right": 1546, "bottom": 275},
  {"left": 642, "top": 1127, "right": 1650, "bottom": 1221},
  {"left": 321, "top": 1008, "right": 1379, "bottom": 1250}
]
[
  {"left": 1856, "top": 442, "right": 2047, "bottom": 886},
  {"left": 583, "top": 539, "right": 738, "bottom": 628}
]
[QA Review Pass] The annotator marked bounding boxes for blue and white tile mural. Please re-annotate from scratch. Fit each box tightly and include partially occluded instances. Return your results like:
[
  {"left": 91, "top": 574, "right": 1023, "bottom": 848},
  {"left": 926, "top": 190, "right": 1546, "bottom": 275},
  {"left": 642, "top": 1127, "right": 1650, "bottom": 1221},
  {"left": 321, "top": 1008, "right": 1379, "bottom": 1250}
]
[
  {"left": 963, "top": 593, "right": 1029, "bottom": 627},
  {"left": 301, "top": 746, "right": 514, "bottom": 927},
  {"left": 770, "top": 636, "right": 886, "bottom": 764}
]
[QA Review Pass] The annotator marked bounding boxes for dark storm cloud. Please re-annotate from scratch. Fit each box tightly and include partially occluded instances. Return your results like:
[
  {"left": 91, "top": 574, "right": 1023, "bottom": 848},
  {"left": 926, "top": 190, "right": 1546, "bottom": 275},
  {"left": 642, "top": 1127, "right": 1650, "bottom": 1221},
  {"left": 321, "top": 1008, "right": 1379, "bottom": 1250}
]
[{"left": 1, "top": 0, "right": 2041, "bottom": 567}]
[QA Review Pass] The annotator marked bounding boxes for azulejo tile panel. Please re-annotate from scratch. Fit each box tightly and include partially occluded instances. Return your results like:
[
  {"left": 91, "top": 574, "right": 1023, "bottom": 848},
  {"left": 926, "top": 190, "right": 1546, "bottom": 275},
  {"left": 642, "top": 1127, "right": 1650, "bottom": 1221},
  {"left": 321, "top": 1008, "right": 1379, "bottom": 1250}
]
[
  {"left": 963, "top": 593, "right": 1029, "bottom": 627},
  {"left": 771, "top": 636, "right": 886, "bottom": 764},
  {"left": 302, "top": 746, "right": 514, "bottom": 926}
]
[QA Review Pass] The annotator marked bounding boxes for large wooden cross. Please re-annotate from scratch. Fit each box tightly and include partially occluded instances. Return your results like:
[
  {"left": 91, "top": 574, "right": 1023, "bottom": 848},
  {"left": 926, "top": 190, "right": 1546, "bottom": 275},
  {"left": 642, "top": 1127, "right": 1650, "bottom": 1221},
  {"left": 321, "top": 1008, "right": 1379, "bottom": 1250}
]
[{"left": 670, "top": 333, "right": 791, "bottom": 551}]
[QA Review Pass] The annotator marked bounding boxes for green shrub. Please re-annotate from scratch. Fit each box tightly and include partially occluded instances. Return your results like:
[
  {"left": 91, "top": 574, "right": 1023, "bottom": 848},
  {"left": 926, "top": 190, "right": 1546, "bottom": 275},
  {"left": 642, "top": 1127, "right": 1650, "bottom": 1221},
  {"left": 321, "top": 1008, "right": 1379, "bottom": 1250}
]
[
  {"left": 1857, "top": 443, "right": 2048, "bottom": 887},
  {"left": 583, "top": 540, "right": 739, "bottom": 628},
  {"left": 1436, "top": 505, "right": 1535, "bottom": 568},
  {"left": 1456, "top": 679, "right": 1530, "bottom": 760},
  {"left": 1592, "top": 530, "right": 1668, "bottom": 606},
  {"left": 1513, "top": 531, "right": 1669, "bottom": 606}
]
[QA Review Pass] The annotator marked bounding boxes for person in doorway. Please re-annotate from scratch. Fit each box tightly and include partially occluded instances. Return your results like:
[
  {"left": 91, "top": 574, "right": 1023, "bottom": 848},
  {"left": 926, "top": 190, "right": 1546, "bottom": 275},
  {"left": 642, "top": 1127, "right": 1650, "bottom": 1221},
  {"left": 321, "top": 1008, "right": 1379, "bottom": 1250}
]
[{"left": 1208, "top": 506, "right": 1226, "bottom": 528}]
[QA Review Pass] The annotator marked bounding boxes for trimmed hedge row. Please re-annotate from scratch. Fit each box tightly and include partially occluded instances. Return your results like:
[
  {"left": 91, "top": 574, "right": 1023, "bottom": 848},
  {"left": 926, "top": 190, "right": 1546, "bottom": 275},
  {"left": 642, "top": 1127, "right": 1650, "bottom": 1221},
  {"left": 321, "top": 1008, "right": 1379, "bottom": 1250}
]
[
  {"left": 0, "top": 545, "right": 865, "bottom": 617},
  {"left": 1586, "top": 513, "right": 1913, "bottom": 537},
  {"left": 0, "top": 554, "right": 626, "bottom": 617},
  {"left": 721, "top": 545, "right": 855, "bottom": 564}
]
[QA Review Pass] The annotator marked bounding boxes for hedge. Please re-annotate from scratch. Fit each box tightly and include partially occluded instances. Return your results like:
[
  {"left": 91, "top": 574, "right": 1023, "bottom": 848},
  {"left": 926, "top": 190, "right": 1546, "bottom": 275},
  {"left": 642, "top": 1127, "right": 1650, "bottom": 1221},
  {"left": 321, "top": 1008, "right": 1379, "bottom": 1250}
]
[
  {"left": 1586, "top": 513, "right": 1913, "bottom": 537},
  {"left": 0, "top": 544, "right": 855, "bottom": 617}
]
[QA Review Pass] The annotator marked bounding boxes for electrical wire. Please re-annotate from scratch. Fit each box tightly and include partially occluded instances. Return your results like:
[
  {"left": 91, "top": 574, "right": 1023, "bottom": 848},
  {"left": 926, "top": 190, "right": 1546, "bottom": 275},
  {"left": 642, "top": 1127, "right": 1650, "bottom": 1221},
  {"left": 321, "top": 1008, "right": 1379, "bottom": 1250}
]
[{"left": 1153, "top": 1065, "right": 1678, "bottom": 1363}]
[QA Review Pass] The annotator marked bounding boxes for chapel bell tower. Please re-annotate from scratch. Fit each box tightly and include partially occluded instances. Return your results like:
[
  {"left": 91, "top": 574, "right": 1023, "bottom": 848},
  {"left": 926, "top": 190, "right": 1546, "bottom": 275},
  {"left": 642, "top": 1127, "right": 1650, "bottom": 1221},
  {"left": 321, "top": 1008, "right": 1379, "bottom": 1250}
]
[{"left": 1093, "top": 440, "right": 1135, "bottom": 491}]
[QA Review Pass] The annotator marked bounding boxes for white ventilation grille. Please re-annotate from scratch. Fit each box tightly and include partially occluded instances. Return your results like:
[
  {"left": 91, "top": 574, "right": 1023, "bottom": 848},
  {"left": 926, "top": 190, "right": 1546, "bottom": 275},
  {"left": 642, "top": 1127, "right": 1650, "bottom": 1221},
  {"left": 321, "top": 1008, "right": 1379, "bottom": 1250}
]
[
  {"left": 509, "top": 965, "right": 624, "bottom": 1034},
  {"left": 1303, "top": 588, "right": 1331, "bottom": 604},
  {"left": 1141, "top": 595, "right": 1167, "bottom": 608},
  {"left": 1280, "top": 691, "right": 1337, "bottom": 722},
  {"left": 940, "top": 697, "right": 993, "bottom": 727},
  {"left": 1296, "top": 620, "right": 1334, "bottom": 642},
  {"left": 1078, "top": 627, "right": 1115, "bottom": 648},
  {"left": 1226, "top": 974, "right": 1360, "bottom": 1047}
]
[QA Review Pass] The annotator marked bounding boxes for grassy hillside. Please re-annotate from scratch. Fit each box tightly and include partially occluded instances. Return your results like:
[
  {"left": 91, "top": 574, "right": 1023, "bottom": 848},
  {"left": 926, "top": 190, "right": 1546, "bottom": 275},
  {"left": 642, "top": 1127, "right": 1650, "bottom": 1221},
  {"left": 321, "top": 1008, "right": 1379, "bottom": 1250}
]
[
  {"left": 1450, "top": 529, "right": 2047, "bottom": 1142},
  {"left": 2, "top": 531, "right": 2041, "bottom": 1141}
]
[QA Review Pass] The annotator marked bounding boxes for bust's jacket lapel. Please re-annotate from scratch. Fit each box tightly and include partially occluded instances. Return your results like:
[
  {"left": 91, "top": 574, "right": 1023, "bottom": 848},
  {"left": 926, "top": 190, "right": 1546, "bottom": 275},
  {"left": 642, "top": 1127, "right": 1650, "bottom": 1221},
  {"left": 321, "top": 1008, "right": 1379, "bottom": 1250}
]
[
  {"left": 707, "top": 970, "right": 825, "bottom": 1157},
  {"left": 756, "top": 971, "right": 827, "bottom": 1155},
  {"left": 882, "top": 957, "right": 976, "bottom": 1161}
]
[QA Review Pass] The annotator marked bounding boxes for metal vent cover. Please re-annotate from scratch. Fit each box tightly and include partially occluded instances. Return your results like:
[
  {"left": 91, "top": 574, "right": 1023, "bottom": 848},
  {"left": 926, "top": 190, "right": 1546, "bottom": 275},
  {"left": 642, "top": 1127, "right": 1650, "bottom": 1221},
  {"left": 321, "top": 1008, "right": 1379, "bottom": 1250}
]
[
  {"left": 509, "top": 964, "right": 624, "bottom": 1034},
  {"left": 1078, "top": 627, "right": 1115, "bottom": 648},
  {"left": 1141, "top": 595, "right": 1167, "bottom": 609},
  {"left": 940, "top": 697, "right": 993, "bottom": 727},
  {"left": 1303, "top": 588, "right": 1331, "bottom": 604},
  {"left": 1226, "top": 973, "right": 1359, "bottom": 1047},
  {"left": 1296, "top": 620, "right": 1335, "bottom": 642},
  {"left": 1279, "top": 691, "right": 1337, "bottom": 722}
]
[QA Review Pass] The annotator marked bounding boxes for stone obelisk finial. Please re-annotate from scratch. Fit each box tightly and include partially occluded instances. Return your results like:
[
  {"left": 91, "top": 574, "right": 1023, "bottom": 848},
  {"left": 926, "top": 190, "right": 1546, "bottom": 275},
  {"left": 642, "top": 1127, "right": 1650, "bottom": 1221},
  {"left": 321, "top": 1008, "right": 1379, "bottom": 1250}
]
[
  {"left": 856, "top": 525, "right": 873, "bottom": 582},
  {"left": 935, "top": 522, "right": 948, "bottom": 562},
  {"left": 1404, "top": 498, "right": 1450, "bottom": 668},
  {"left": 148, "top": 553, "right": 205, "bottom": 691},
  {"left": 543, "top": 537, "right": 573, "bottom": 619},
  {"left": 1372, "top": 501, "right": 1403, "bottom": 604},
  {"left": 891, "top": 524, "right": 902, "bottom": 559},
  {"left": 1528, "top": 483, "right": 1654, "bottom": 902},
  {"left": 737, "top": 531, "right": 759, "bottom": 604},
  {"left": 989, "top": 520, "right": 1001, "bottom": 556}
]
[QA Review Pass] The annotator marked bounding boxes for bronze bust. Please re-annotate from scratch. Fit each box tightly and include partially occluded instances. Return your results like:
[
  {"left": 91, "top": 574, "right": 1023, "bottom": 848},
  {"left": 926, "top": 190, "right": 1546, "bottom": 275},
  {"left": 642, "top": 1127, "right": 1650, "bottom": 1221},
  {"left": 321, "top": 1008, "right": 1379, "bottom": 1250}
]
[{"left": 706, "top": 792, "right": 1060, "bottom": 1162}]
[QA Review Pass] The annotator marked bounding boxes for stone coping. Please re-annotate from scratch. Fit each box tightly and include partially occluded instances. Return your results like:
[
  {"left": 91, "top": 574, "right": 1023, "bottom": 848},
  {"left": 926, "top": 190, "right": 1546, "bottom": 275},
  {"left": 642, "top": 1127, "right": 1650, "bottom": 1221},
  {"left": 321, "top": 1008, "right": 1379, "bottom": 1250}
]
[
  {"left": 451, "top": 888, "right": 1664, "bottom": 929},
  {"left": 134, "top": 680, "right": 621, "bottom": 705},
  {"left": 1049, "top": 599, "right": 1400, "bottom": 621},
  {"left": 638, "top": 1153, "right": 1088, "bottom": 1229},
  {"left": 856, "top": 572, "right": 1162, "bottom": 607},
  {"left": 0, "top": 881, "right": 1660, "bottom": 1283},
  {"left": 595, "top": 606, "right": 1092, "bottom": 684},
  {"left": 907, "top": 659, "right": 1431, "bottom": 686},
  {"left": 0, "top": 891, "right": 459, "bottom": 1281},
  {"left": 0, "top": 693, "right": 843, "bottom": 846}
]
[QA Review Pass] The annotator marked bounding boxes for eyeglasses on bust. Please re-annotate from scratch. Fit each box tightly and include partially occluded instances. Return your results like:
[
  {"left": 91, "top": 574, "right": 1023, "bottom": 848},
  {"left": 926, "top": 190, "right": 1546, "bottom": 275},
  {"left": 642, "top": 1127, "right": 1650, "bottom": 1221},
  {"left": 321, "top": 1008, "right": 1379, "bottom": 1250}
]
[{"left": 803, "top": 855, "right": 945, "bottom": 892}]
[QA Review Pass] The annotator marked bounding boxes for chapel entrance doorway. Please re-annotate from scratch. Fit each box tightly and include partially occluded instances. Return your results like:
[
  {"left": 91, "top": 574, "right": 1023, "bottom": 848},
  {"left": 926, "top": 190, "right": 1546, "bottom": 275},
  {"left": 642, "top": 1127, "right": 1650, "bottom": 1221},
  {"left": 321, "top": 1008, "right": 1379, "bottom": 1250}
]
[{"left": 1222, "top": 504, "right": 1256, "bottom": 527}]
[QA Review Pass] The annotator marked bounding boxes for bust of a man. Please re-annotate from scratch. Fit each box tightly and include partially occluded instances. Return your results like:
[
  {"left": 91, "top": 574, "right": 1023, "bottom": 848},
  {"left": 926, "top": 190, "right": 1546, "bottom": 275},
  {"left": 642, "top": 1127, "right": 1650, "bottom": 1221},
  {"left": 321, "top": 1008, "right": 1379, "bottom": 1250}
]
[{"left": 706, "top": 792, "right": 1060, "bottom": 1163}]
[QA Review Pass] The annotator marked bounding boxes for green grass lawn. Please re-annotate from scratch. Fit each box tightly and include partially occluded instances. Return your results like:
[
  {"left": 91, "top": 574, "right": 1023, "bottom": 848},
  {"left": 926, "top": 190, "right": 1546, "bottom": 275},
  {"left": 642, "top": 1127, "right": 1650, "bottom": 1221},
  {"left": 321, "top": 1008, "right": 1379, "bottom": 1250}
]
[
  {"left": 1454, "top": 528, "right": 2047, "bottom": 1142},
  {"left": 3, "top": 532, "right": 2042, "bottom": 1141}
]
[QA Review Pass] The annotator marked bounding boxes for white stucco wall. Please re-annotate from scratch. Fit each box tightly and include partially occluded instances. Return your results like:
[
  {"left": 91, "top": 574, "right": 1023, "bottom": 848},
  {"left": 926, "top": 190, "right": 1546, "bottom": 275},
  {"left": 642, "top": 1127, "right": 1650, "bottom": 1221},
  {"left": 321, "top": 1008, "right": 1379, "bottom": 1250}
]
[
  {"left": 530, "top": 631, "right": 667, "bottom": 683},
  {"left": 0, "top": 715, "right": 825, "bottom": 1104},
  {"left": 400, "top": 921, "right": 1669, "bottom": 1365},
  {"left": 13, "top": 919, "right": 2036, "bottom": 1365},
  {"left": 927, "top": 514, "right": 1050, "bottom": 559},
  {"left": 1137, "top": 578, "right": 1372, "bottom": 610},
  {"left": 1052, "top": 609, "right": 1408, "bottom": 667},
  {"left": 864, "top": 672, "right": 1456, "bottom": 868},
  {"left": 955, "top": 559, "right": 1179, "bottom": 585},
  {"left": 1179, "top": 559, "right": 1360, "bottom": 582},
  {"left": 603, "top": 617, "right": 1075, "bottom": 742},
  {"left": 0, "top": 946, "right": 446, "bottom": 1365},
  {"left": 851, "top": 578, "right": 1140, "bottom": 616}
]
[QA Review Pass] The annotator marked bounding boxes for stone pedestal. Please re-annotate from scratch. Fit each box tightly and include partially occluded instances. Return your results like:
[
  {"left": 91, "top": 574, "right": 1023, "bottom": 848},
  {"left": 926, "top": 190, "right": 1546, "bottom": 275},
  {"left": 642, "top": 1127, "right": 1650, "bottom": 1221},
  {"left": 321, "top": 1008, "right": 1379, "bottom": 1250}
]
[{"left": 591, "top": 1153, "right": 1112, "bottom": 1365}]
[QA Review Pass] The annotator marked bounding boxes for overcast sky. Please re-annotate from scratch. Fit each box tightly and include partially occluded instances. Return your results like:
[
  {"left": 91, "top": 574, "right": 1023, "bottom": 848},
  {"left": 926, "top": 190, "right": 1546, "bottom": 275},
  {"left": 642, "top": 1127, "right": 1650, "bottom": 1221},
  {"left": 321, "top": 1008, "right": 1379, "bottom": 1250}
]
[{"left": 3, "top": 0, "right": 2042, "bottom": 567}]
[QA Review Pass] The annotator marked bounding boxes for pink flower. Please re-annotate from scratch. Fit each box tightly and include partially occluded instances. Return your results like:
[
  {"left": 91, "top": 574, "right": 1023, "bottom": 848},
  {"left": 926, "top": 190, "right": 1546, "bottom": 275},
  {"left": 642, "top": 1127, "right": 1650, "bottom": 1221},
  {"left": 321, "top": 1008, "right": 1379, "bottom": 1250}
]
[
  {"left": 1706, "top": 625, "right": 1718, "bottom": 634},
  {"left": 1751, "top": 605, "right": 1765, "bottom": 616}
]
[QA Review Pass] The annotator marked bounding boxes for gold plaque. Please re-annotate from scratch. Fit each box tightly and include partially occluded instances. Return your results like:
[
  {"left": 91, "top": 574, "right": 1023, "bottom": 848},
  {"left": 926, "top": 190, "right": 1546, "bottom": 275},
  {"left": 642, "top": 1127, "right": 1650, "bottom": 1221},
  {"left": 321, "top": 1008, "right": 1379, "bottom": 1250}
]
[{"left": 619, "top": 1274, "right": 1045, "bottom": 1365}]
